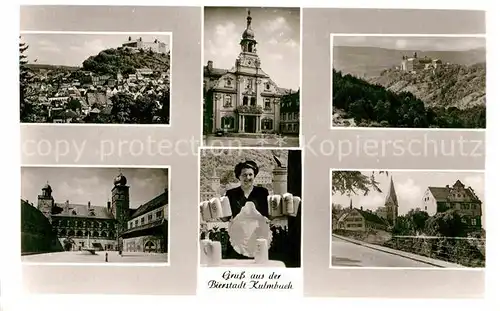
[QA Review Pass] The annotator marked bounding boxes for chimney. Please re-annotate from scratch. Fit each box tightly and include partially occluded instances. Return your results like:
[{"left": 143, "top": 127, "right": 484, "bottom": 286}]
[
  {"left": 360, "top": 206, "right": 363, "bottom": 211},
  {"left": 88, "top": 201, "right": 91, "bottom": 209},
  {"left": 107, "top": 201, "right": 111, "bottom": 210},
  {"left": 207, "top": 60, "right": 213, "bottom": 71}
]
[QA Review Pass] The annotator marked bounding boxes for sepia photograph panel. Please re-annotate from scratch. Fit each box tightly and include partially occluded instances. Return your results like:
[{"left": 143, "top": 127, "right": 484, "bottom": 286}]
[
  {"left": 20, "top": 32, "right": 171, "bottom": 125},
  {"left": 203, "top": 7, "right": 300, "bottom": 148},
  {"left": 21, "top": 166, "right": 170, "bottom": 264},
  {"left": 199, "top": 148, "right": 302, "bottom": 268},
  {"left": 331, "top": 35, "right": 486, "bottom": 129},
  {"left": 330, "top": 170, "right": 485, "bottom": 268}
]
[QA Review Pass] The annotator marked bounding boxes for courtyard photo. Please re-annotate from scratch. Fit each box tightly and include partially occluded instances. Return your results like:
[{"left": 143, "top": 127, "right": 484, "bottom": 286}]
[{"left": 21, "top": 166, "right": 170, "bottom": 264}]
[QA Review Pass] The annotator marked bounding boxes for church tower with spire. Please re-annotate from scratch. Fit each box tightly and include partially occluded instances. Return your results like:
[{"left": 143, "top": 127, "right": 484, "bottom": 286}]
[{"left": 384, "top": 176, "right": 399, "bottom": 225}]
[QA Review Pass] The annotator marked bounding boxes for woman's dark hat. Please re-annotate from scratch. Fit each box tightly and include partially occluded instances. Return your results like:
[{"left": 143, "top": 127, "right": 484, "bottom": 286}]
[{"left": 234, "top": 160, "right": 259, "bottom": 178}]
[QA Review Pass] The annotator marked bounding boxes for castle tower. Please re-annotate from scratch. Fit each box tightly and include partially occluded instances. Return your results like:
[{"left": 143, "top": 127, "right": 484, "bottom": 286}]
[
  {"left": 385, "top": 176, "right": 399, "bottom": 225},
  {"left": 37, "top": 181, "right": 54, "bottom": 219},
  {"left": 111, "top": 172, "right": 130, "bottom": 246},
  {"left": 209, "top": 167, "right": 220, "bottom": 196}
]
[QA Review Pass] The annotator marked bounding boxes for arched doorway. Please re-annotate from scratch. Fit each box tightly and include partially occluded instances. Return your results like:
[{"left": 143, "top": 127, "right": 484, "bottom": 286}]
[{"left": 144, "top": 241, "right": 156, "bottom": 253}]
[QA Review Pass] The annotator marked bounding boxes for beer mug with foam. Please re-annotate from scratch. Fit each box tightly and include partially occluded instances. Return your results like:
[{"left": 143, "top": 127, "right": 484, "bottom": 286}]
[
  {"left": 200, "top": 239, "right": 210, "bottom": 265},
  {"left": 282, "top": 193, "right": 294, "bottom": 215},
  {"left": 200, "top": 201, "right": 212, "bottom": 222},
  {"left": 203, "top": 240, "right": 222, "bottom": 267},
  {"left": 209, "top": 197, "right": 223, "bottom": 219},
  {"left": 254, "top": 238, "right": 269, "bottom": 264},
  {"left": 291, "top": 196, "right": 301, "bottom": 217},
  {"left": 267, "top": 194, "right": 282, "bottom": 218},
  {"left": 220, "top": 196, "right": 232, "bottom": 218}
]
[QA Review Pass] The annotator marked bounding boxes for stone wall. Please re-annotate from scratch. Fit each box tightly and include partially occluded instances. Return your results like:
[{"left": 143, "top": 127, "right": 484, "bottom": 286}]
[{"left": 21, "top": 200, "right": 63, "bottom": 254}]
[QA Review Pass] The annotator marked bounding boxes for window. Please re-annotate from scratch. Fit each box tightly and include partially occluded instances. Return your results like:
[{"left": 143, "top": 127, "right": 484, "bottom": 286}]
[
  {"left": 250, "top": 97, "right": 256, "bottom": 106},
  {"left": 264, "top": 98, "right": 271, "bottom": 110},
  {"left": 224, "top": 78, "right": 232, "bottom": 87},
  {"left": 223, "top": 95, "right": 232, "bottom": 107},
  {"left": 135, "top": 219, "right": 139, "bottom": 226},
  {"left": 265, "top": 83, "right": 270, "bottom": 90},
  {"left": 221, "top": 116, "right": 235, "bottom": 129},
  {"left": 141, "top": 217, "right": 145, "bottom": 225},
  {"left": 148, "top": 214, "right": 153, "bottom": 221},
  {"left": 471, "top": 219, "right": 477, "bottom": 226},
  {"left": 243, "top": 96, "right": 248, "bottom": 106},
  {"left": 261, "top": 118, "right": 273, "bottom": 130},
  {"left": 156, "top": 211, "right": 162, "bottom": 218}
]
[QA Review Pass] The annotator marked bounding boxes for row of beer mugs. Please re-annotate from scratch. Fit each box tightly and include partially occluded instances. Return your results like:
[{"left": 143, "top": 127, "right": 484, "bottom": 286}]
[{"left": 199, "top": 193, "right": 301, "bottom": 222}]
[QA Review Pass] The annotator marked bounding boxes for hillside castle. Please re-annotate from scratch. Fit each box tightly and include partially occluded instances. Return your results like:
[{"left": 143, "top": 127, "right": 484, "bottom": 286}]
[
  {"left": 122, "top": 36, "right": 168, "bottom": 54},
  {"left": 400, "top": 52, "right": 443, "bottom": 73}
]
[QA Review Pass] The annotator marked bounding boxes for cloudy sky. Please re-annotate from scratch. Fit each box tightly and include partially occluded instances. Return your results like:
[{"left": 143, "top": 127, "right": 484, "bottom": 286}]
[
  {"left": 331, "top": 171, "right": 485, "bottom": 217},
  {"left": 21, "top": 167, "right": 169, "bottom": 209},
  {"left": 20, "top": 33, "right": 171, "bottom": 67},
  {"left": 332, "top": 36, "right": 486, "bottom": 51},
  {"left": 204, "top": 7, "right": 300, "bottom": 90}
]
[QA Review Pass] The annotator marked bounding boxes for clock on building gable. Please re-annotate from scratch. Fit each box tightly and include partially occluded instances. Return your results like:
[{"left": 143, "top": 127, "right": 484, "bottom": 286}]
[{"left": 239, "top": 55, "right": 260, "bottom": 68}]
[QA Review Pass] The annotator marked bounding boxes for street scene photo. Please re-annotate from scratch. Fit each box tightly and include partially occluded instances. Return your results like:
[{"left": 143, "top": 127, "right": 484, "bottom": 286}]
[
  {"left": 331, "top": 35, "right": 486, "bottom": 128},
  {"left": 21, "top": 167, "right": 169, "bottom": 264},
  {"left": 331, "top": 170, "right": 485, "bottom": 268},
  {"left": 199, "top": 148, "right": 302, "bottom": 267},
  {"left": 20, "top": 32, "right": 171, "bottom": 124},
  {"left": 203, "top": 7, "right": 300, "bottom": 147}
]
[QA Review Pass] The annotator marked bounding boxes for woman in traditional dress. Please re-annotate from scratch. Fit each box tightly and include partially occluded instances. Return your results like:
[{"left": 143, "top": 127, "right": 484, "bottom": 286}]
[{"left": 222, "top": 160, "right": 269, "bottom": 259}]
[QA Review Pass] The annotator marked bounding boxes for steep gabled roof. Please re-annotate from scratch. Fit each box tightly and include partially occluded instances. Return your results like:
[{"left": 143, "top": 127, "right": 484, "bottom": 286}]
[
  {"left": 52, "top": 202, "right": 114, "bottom": 219},
  {"left": 130, "top": 191, "right": 168, "bottom": 219},
  {"left": 428, "top": 187, "right": 450, "bottom": 201},
  {"left": 355, "top": 208, "right": 387, "bottom": 226},
  {"left": 203, "top": 66, "right": 228, "bottom": 77}
]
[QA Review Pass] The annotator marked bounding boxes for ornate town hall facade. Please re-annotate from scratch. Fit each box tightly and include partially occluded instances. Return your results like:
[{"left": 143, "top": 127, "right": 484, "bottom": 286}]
[{"left": 203, "top": 11, "right": 297, "bottom": 135}]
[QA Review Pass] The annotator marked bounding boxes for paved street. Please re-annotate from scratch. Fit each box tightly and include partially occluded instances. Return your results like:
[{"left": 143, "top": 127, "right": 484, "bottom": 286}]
[
  {"left": 204, "top": 135, "right": 300, "bottom": 147},
  {"left": 22, "top": 251, "right": 168, "bottom": 264},
  {"left": 331, "top": 236, "right": 435, "bottom": 268}
]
